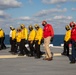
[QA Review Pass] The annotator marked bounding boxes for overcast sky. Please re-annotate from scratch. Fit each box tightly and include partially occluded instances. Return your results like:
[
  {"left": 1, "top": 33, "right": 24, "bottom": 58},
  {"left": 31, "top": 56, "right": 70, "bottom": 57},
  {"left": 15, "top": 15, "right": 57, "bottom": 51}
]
[{"left": 0, "top": 0, "right": 76, "bottom": 34}]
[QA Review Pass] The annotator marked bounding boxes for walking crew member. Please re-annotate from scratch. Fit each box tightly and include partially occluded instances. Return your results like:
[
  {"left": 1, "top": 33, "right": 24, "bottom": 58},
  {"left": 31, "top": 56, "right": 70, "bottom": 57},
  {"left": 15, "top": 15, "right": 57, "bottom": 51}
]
[
  {"left": 42, "top": 20, "right": 54, "bottom": 61},
  {"left": 19, "top": 24, "right": 29, "bottom": 56},
  {"left": 28, "top": 25, "right": 36, "bottom": 57},
  {"left": 1, "top": 30, "right": 6, "bottom": 49},
  {"left": 9, "top": 26, "right": 13, "bottom": 52},
  {"left": 34, "top": 24, "right": 43, "bottom": 58},
  {"left": 16, "top": 28, "right": 22, "bottom": 54},
  {"left": 0, "top": 28, "right": 6, "bottom": 50},
  {"left": 11, "top": 28, "right": 16, "bottom": 54},
  {"left": 69, "top": 21, "right": 76, "bottom": 64},
  {"left": 61, "top": 25, "right": 71, "bottom": 56}
]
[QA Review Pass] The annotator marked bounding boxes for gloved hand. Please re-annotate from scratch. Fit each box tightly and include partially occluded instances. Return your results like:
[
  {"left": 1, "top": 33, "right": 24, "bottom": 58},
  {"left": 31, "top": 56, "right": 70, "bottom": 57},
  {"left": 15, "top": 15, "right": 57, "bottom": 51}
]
[
  {"left": 51, "top": 37, "right": 54, "bottom": 42},
  {"left": 41, "top": 39, "right": 44, "bottom": 44},
  {"left": 30, "top": 40, "right": 33, "bottom": 44},
  {"left": 38, "top": 41, "right": 40, "bottom": 45}
]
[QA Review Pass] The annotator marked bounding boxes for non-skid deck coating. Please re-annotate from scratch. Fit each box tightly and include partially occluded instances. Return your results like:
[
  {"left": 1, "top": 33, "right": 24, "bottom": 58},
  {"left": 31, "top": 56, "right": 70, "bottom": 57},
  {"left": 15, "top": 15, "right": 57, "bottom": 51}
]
[{"left": 0, "top": 45, "right": 76, "bottom": 75}]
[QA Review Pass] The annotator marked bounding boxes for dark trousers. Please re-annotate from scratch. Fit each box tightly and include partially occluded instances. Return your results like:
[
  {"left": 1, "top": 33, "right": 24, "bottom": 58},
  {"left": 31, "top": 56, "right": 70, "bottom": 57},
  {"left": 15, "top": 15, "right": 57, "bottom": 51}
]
[
  {"left": 71, "top": 40, "right": 76, "bottom": 61},
  {"left": 28, "top": 41, "right": 35, "bottom": 56},
  {"left": 16, "top": 42, "right": 20, "bottom": 53},
  {"left": 20, "top": 39, "right": 29, "bottom": 55},
  {"left": 9, "top": 37, "right": 12, "bottom": 51},
  {"left": 11, "top": 39, "right": 16, "bottom": 53},
  {"left": 10, "top": 37, "right": 12, "bottom": 45},
  {"left": 34, "top": 40, "right": 41, "bottom": 58},
  {"left": 0, "top": 38, "right": 1, "bottom": 50},
  {"left": 1, "top": 37, "right": 6, "bottom": 49},
  {"left": 0, "top": 37, "right": 6, "bottom": 50},
  {"left": 63, "top": 41, "right": 70, "bottom": 55}
]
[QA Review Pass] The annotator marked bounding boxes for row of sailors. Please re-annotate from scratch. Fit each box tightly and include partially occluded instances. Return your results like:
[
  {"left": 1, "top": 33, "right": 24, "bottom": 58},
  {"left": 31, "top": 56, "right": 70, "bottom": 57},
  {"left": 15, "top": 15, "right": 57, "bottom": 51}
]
[{"left": 9, "top": 24, "right": 43, "bottom": 58}]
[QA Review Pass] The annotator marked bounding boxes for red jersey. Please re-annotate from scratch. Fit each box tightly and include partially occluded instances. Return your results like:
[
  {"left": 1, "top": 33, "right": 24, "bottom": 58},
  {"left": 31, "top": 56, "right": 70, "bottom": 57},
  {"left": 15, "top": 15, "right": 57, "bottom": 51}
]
[
  {"left": 71, "top": 26, "right": 76, "bottom": 41},
  {"left": 43, "top": 24, "right": 54, "bottom": 38}
]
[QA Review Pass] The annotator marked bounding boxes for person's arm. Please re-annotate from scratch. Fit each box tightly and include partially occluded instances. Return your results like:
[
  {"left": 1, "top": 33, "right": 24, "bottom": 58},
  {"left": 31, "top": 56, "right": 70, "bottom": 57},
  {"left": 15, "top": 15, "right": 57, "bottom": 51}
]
[{"left": 49, "top": 25, "right": 54, "bottom": 37}]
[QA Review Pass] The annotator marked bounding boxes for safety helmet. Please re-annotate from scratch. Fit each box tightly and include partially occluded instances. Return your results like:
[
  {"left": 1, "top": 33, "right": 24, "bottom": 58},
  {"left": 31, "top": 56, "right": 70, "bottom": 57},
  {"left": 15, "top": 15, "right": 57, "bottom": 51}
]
[
  {"left": 65, "top": 25, "right": 70, "bottom": 30},
  {"left": 10, "top": 26, "right": 13, "bottom": 28},
  {"left": 12, "top": 27, "right": 15, "bottom": 30},
  {"left": 42, "top": 20, "right": 47, "bottom": 25},
  {"left": 10, "top": 26, "right": 13, "bottom": 29},
  {"left": 20, "top": 24, "right": 25, "bottom": 28},
  {"left": 34, "top": 24, "right": 39, "bottom": 28},
  {"left": 28, "top": 25, "right": 33, "bottom": 29},
  {"left": 69, "top": 21, "right": 76, "bottom": 27}
]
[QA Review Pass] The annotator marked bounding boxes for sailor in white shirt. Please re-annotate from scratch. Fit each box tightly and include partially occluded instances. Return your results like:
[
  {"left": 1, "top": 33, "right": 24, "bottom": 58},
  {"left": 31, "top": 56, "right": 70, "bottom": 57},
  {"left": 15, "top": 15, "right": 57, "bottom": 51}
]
[{"left": 9, "top": 26, "right": 13, "bottom": 52}]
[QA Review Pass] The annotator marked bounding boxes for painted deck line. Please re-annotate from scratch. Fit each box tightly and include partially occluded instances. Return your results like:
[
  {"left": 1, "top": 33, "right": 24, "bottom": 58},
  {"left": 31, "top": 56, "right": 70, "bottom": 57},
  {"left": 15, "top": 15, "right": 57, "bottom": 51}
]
[
  {"left": 0, "top": 55, "right": 26, "bottom": 59},
  {"left": 52, "top": 46, "right": 72, "bottom": 50},
  {"left": 0, "top": 53, "right": 62, "bottom": 59},
  {"left": 42, "top": 53, "right": 62, "bottom": 57},
  {"left": 52, "top": 46, "right": 63, "bottom": 48}
]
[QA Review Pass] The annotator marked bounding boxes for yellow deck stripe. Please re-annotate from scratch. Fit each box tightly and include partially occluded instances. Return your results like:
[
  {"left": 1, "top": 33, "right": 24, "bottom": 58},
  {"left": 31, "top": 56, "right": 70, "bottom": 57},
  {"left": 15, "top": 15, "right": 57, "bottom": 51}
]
[
  {"left": 42, "top": 53, "right": 61, "bottom": 57},
  {"left": 0, "top": 55, "right": 26, "bottom": 59},
  {"left": 0, "top": 53, "right": 62, "bottom": 59}
]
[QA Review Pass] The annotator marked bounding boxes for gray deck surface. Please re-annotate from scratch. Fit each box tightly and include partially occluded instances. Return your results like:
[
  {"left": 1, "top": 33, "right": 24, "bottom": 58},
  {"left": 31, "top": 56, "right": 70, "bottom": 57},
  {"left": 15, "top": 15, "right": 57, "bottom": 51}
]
[{"left": 0, "top": 45, "right": 76, "bottom": 75}]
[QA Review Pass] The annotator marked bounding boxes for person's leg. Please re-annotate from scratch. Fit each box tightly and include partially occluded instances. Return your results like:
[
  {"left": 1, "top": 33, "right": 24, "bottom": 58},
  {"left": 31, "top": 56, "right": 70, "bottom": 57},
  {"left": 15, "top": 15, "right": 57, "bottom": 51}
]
[
  {"left": 70, "top": 41, "right": 76, "bottom": 63},
  {"left": 34, "top": 40, "right": 41, "bottom": 58},
  {"left": 63, "top": 42, "right": 67, "bottom": 53},
  {"left": 17, "top": 42, "right": 20, "bottom": 53},
  {"left": 19, "top": 39, "right": 24, "bottom": 55},
  {"left": 66, "top": 42, "right": 69, "bottom": 56},
  {"left": 11, "top": 39, "right": 17, "bottom": 54},
  {"left": 0, "top": 38, "right": 1, "bottom": 50},
  {"left": 62, "top": 42, "right": 68, "bottom": 55},
  {"left": 9, "top": 37, "right": 12, "bottom": 52},
  {"left": 23, "top": 40, "right": 29, "bottom": 56},
  {"left": 43, "top": 38, "right": 48, "bottom": 58},
  {"left": 29, "top": 41, "right": 34, "bottom": 56},
  {"left": 36, "top": 44, "right": 40, "bottom": 58},
  {"left": 11, "top": 40, "right": 14, "bottom": 52},
  {"left": 2, "top": 37, "right": 6, "bottom": 49},
  {"left": 1, "top": 37, "right": 4, "bottom": 49},
  {"left": 44, "top": 36, "right": 52, "bottom": 58}
]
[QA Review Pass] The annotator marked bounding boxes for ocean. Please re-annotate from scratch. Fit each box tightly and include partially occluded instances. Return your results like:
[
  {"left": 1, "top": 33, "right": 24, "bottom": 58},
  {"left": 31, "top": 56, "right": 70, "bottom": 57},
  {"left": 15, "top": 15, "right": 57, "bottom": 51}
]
[
  {"left": 51, "top": 35, "right": 64, "bottom": 46},
  {"left": 4, "top": 35, "right": 64, "bottom": 46}
]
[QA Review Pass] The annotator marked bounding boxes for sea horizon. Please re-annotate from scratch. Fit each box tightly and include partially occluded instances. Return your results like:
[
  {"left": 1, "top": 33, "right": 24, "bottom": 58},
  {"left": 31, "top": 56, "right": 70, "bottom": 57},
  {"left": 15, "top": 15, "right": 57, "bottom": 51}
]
[{"left": 4, "top": 34, "right": 64, "bottom": 46}]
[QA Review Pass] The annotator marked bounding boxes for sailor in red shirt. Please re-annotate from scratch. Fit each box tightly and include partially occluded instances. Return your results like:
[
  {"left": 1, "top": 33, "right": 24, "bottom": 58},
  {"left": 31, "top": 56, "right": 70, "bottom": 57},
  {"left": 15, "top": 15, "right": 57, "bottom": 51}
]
[
  {"left": 69, "top": 21, "right": 76, "bottom": 64},
  {"left": 42, "top": 20, "right": 54, "bottom": 61},
  {"left": 43, "top": 23, "right": 54, "bottom": 38}
]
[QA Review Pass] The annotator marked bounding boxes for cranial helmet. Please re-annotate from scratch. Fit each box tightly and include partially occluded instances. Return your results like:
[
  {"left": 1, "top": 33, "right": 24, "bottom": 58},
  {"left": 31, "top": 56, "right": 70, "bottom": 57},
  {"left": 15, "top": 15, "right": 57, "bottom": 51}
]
[
  {"left": 34, "top": 24, "right": 39, "bottom": 28},
  {"left": 42, "top": 20, "right": 47, "bottom": 25},
  {"left": 28, "top": 25, "right": 33, "bottom": 29},
  {"left": 65, "top": 25, "right": 70, "bottom": 30},
  {"left": 20, "top": 24, "right": 25, "bottom": 28},
  {"left": 69, "top": 21, "right": 76, "bottom": 27}
]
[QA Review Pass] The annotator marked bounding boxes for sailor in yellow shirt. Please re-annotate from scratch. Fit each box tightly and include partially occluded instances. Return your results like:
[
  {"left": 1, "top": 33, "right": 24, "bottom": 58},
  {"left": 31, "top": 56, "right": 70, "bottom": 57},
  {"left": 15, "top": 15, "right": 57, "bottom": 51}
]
[
  {"left": 28, "top": 25, "right": 36, "bottom": 56},
  {"left": 11, "top": 28, "right": 17, "bottom": 54},
  {"left": 34, "top": 24, "right": 43, "bottom": 58},
  {"left": 0, "top": 28, "right": 4, "bottom": 38},
  {"left": 0, "top": 28, "right": 6, "bottom": 50},
  {"left": 19, "top": 24, "right": 29, "bottom": 56},
  {"left": 61, "top": 25, "right": 71, "bottom": 56},
  {"left": 16, "top": 28, "right": 22, "bottom": 54},
  {"left": 0, "top": 28, "right": 4, "bottom": 50}
]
